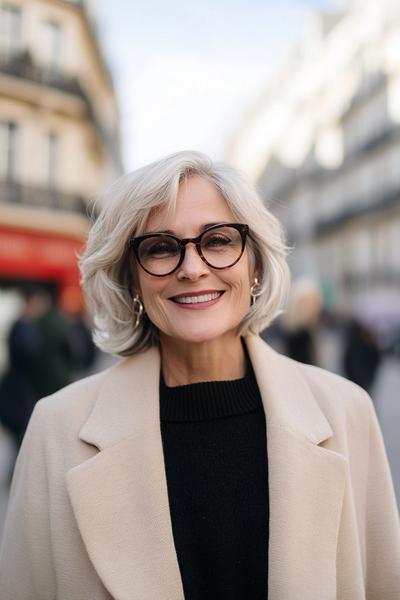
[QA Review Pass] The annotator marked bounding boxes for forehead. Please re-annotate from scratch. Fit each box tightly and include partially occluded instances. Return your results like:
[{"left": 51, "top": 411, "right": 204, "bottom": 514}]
[{"left": 146, "top": 175, "right": 235, "bottom": 234}]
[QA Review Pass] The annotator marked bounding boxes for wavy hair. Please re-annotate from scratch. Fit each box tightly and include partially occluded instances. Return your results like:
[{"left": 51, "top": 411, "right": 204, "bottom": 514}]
[{"left": 80, "top": 150, "right": 291, "bottom": 355}]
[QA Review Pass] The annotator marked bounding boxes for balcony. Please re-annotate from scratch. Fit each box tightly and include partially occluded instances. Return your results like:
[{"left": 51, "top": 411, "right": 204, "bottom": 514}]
[
  {"left": 314, "top": 186, "right": 400, "bottom": 236},
  {"left": 0, "top": 51, "right": 85, "bottom": 99},
  {"left": 343, "top": 72, "right": 387, "bottom": 121},
  {"left": 0, "top": 179, "right": 88, "bottom": 216},
  {"left": 270, "top": 125, "right": 400, "bottom": 203},
  {"left": 0, "top": 50, "right": 120, "bottom": 166}
]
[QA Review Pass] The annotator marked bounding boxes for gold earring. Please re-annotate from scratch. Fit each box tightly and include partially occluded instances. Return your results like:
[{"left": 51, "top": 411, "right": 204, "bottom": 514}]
[
  {"left": 250, "top": 277, "right": 262, "bottom": 303},
  {"left": 132, "top": 294, "right": 144, "bottom": 329}
]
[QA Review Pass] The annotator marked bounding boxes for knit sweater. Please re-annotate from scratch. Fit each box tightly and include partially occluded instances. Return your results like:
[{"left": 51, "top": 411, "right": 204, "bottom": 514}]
[{"left": 159, "top": 357, "right": 269, "bottom": 600}]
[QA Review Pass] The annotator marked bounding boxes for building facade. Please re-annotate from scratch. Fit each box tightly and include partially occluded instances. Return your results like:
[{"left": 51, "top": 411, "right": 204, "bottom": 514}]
[
  {"left": 0, "top": 0, "right": 122, "bottom": 309},
  {"left": 228, "top": 0, "right": 400, "bottom": 322}
]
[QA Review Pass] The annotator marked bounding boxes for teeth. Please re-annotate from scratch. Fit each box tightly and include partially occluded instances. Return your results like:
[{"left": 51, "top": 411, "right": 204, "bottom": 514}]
[{"left": 174, "top": 292, "right": 222, "bottom": 304}]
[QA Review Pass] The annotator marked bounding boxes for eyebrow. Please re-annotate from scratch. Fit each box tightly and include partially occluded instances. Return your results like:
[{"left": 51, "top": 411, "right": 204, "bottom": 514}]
[{"left": 147, "top": 222, "right": 226, "bottom": 235}]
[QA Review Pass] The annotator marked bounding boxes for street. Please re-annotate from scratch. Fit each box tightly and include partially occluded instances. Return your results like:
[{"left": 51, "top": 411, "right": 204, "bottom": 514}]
[{"left": 372, "top": 355, "right": 400, "bottom": 503}]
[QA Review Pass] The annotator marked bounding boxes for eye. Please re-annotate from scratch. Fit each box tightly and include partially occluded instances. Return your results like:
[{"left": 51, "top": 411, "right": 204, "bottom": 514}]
[
  {"left": 203, "top": 233, "right": 233, "bottom": 249},
  {"left": 142, "top": 238, "right": 179, "bottom": 257}
]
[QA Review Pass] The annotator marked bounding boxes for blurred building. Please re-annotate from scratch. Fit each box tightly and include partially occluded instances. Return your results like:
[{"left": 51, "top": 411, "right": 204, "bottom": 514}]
[
  {"left": 0, "top": 0, "right": 122, "bottom": 309},
  {"left": 228, "top": 0, "right": 400, "bottom": 319}
]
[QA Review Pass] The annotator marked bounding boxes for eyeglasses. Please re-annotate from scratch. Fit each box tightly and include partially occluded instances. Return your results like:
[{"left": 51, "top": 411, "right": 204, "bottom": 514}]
[{"left": 130, "top": 223, "right": 249, "bottom": 277}]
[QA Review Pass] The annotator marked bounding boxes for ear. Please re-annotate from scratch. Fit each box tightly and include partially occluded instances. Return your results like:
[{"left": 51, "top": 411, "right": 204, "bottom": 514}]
[
  {"left": 130, "top": 265, "right": 142, "bottom": 298},
  {"left": 252, "top": 265, "right": 262, "bottom": 283},
  {"left": 131, "top": 286, "right": 142, "bottom": 300},
  {"left": 247, "top": 242, "right": 262, "bottom": 282}
]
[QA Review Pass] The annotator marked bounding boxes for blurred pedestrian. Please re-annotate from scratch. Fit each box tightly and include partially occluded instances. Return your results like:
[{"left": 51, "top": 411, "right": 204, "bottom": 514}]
[
  {"left": 68, "top": 310, "right": 97, "bottom": 376},
  {"left": 281, "top": 277, "right": 322, "bottom": 365},
  {"left": 343, "top": 317, "right": 381, "bottom": 393},
  {"left": 0, "top": 288, "right": 49, "bottom": 450},
  {"left": 58, "top": 286, "right": 97, "bottom": 378},
  {"left": 31, "top": 296, "right": 76, "bottom": 398}
]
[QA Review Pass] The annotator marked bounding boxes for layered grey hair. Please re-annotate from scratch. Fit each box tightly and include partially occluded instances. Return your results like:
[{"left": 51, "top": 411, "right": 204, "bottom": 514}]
[{"left": 80, "top": 150, "right": 291, "bottom": 356}]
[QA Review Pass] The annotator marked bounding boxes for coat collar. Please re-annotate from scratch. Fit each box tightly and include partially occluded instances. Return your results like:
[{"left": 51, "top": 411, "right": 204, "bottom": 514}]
[
  {"left": 77, "top": 345, "right": 161, "bottom": 450},
  {"left": 66, "top": 336, "right": 346, "bottom": 600},
  {"left": 78, "top": 336, "right": 332, "bottom": 450}
]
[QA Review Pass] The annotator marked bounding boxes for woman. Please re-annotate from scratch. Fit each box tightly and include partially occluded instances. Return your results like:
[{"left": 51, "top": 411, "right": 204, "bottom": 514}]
[
  {"left": 281, "top": 277, "right": 322, "bottom": 366},
  {"left": 0, "top": 151, "right": 399, "bottom": 600}
]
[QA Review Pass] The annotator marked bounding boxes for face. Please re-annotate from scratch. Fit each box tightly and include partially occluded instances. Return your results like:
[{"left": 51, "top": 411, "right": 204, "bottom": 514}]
[{"left": 135, "top": 175, "right": 255, "bottom": 345}]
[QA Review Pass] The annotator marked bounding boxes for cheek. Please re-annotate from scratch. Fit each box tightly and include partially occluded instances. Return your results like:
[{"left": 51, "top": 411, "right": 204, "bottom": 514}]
[
  {"left": 137, "top": 271, "right": 161, "bottom": 300},
  {"left": 138, "top": 277, "right": 172, "bottom": 328},
  {"left": 229, "top": 255, "right": 253, "bottom": 291},
  {"left": 224, "top": 266, "right": 252, "bottom": 304}
]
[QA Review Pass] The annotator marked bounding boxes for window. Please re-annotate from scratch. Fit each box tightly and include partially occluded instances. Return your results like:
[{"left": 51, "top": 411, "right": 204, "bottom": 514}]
[
  {"left": 39, "top": 20, "right": 62, "bottom": 73},
  {"left": 0, "top": 121, "right": 18, "bottom": 180},
  {"left": 0, "top": 3, "right": 22, "bottom": 58},
  {"left": 43, "top": 131, "right": 58, "bottom": 188}
]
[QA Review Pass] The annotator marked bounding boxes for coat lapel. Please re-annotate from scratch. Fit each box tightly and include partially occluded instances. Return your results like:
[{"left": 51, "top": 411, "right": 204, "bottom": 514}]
[
  {"left": 66, "top": 348, "right": 185, "bottom": 600},
  {"left": 66, "top": 337, "right": 346, "bottom": 600},
  {"left": 247, "top": 336, "right": 347, "bottom": 599}
]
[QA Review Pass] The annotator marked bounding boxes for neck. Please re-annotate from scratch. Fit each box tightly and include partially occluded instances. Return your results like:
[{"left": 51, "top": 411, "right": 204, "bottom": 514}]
[{"left": 160, "top": 333, "right": 246, "bottom": 386}]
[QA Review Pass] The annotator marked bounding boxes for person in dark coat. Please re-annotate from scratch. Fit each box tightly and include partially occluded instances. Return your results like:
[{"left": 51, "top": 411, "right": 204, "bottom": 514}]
[
  {"left": 0, "top": 289, "right": 49, "bottom": 449},
  {"left": 31, "top": 302, "right": 76, "bottom": 398},
  {"left": 343, "top": 317, "right": 381, "bottom": 393}
]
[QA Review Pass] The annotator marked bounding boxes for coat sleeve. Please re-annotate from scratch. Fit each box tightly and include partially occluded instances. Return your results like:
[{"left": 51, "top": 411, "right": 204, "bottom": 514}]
[
  {"left": 364, "top": 397, "right": 400, "bottom": 599},
  {"left": 0, "top": 402, "right": 56, "bottom": 600}
]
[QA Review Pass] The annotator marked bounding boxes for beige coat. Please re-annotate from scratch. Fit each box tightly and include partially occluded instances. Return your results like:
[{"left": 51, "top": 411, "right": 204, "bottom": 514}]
[{"left": 0, "top": 336, "right": 399, "bottom": 600}]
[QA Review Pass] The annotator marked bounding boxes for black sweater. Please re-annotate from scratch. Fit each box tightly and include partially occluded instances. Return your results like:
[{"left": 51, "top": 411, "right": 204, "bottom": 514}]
[{"left": 159, "top": 358, "right": 269, "bottom": 600}]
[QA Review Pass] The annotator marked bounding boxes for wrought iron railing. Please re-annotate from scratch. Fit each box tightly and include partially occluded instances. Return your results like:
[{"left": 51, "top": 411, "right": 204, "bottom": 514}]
[
  {"left": 314, "top": 187, "right": 400, "bottom": 236},
  {"left": 0, "top": 179, "right": 88, "bottom": 216},
  {"left": 0, "top": 51, "right": 85, "bottom": 98}
]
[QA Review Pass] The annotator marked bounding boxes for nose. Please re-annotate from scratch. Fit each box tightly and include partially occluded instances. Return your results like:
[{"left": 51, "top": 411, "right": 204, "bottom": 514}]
[{"left": 176, "top": 243, "right": 209, "bottom": 280}]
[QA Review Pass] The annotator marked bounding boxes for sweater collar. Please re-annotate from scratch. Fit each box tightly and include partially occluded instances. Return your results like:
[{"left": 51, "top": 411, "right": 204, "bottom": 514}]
[{"left": 159, "top": 347, "right": 262, "bottom": 422}]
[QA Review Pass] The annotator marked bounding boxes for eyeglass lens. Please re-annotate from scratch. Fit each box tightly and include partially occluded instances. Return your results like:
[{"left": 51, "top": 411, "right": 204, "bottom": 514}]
[{"left": 137, "top": 225, "right": 244, "bottom": 276}]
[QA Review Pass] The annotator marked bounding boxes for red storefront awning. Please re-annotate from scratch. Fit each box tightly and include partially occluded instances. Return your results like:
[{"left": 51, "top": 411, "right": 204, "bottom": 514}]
[{"left": 0, "top": 225, "right": 86, "bottom": 312}]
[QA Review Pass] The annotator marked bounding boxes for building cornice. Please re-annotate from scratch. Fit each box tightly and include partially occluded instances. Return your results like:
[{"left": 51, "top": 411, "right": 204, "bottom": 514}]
[
  {"left": 45, "top": 0, "right": 115, "bottom": 92},
  {"left": 0, "top": 202, "right": 90, "bottom": 239}
]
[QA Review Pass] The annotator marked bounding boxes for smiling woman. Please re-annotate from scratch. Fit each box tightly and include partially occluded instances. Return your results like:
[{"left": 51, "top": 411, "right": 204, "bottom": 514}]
[
  {"left": 1, "top": 151, "right": 399, "bottom": 600},
  {"left": 81, "top": 151, "right": 289, "bottom": 359}
]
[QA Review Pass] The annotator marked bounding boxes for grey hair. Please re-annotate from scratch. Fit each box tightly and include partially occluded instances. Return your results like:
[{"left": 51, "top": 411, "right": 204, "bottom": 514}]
[{"left": 80, "top": 150, "right": 291, "bottom": 356}]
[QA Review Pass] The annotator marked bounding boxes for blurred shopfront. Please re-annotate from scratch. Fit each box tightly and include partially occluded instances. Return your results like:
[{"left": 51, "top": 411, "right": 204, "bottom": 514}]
[
  {"left": 0, "top": 213, "right": 86, "bottom": 313},
  {"left": 0, "top": 0, "right": 122, "bottom": 366}
]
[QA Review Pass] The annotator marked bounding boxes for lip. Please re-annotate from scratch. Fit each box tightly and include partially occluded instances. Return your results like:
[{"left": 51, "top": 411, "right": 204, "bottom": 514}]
[
  {"left": 168, "top": 289, "right": 225, "bottom": 310},
  {"left": 169, "top": 289, "right": 224, "bottom": 300}
]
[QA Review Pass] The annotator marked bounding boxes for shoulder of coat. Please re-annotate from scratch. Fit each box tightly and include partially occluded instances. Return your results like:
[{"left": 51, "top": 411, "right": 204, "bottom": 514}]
[
  {"left": 296, "top": 360, "right": 373, "bottom": 416},
  {"left": 34, "top": 359, "right": 125, "bottom": 422}
]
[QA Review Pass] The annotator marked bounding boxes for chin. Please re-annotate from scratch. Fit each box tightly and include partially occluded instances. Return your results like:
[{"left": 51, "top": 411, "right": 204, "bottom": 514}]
[{"left": 173, "top": 323, "right": 233, "bottom": 345}]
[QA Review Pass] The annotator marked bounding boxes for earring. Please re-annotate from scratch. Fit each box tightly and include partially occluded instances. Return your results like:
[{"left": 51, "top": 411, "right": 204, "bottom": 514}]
[
  {"left": 132, "top": 294, "right": 144, "bottom": 329},
  {"left": 250, "top": 277, "right": 262, "bottom": 304}
]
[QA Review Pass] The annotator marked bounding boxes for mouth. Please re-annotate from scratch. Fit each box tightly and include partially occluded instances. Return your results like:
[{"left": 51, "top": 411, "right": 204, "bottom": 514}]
[{"left": 169, "top": 290, "right": 225, "bottom": 306}]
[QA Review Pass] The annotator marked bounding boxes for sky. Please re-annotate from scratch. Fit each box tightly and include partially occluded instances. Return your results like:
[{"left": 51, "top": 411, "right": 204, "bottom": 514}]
[{"left": 96, "top": 0, "right": 340, "bottom": 171}]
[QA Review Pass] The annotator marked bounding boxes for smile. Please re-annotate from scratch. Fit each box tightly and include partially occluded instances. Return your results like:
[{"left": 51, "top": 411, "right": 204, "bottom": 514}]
[{"left": 170, "top": 291, "right": 224, "bottom": 305}]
